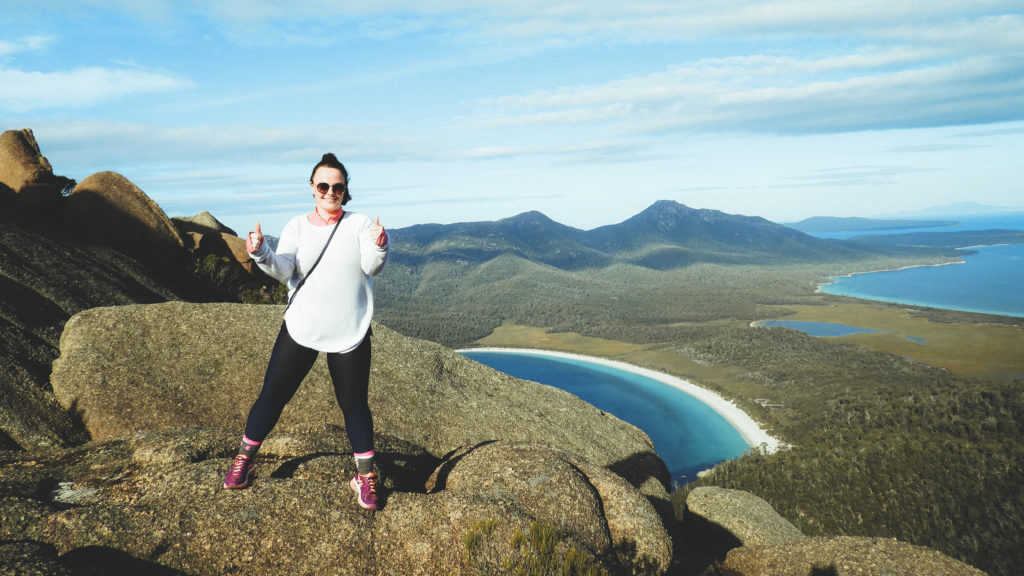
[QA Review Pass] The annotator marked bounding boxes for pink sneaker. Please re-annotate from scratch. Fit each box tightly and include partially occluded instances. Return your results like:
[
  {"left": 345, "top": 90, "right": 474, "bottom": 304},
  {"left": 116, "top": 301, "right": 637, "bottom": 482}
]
[
  {"left": 223, "top": 455, "right": 255, "bottom": 490},
  {"left": 350, "top": 472, "right": 378, "bottom": 510}
]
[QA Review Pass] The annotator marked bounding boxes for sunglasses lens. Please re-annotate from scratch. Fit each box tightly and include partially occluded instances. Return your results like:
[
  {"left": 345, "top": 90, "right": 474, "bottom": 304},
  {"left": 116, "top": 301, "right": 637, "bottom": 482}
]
[{"left": 316, "top": 182, "right": 346, "bottom": 194}]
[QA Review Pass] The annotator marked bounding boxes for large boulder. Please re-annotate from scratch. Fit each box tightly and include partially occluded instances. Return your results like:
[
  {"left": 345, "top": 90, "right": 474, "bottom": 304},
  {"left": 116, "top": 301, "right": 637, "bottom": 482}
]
[
  {"left": 683, "top": 486, "right": 805, "bottom": 553},
  {"left": 716, "top": 536, "right": 988, "bottom": 576},
  {"left": 63, "top": 171, "right": 188, "bottom": 270},
  {"left": 0, "top": 128, "right": 62, "bottom": 208},
  {"left": 427, "top": 441, "right": 672, "bottom": 571},
  {"left": 49, "top": 302, "right": 669, "bottom": 501},
  {"left": 681, "top": 487, "right": 987, "bottom": 576},
  {"left": 0, "top": 204, "right": 187, "bottom": 451}
]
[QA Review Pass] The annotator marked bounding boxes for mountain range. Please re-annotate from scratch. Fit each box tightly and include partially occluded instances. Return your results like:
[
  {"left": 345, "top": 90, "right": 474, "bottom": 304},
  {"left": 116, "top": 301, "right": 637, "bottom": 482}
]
[{"left": 388, "top": 200, "right": 953, "bottom": 271}]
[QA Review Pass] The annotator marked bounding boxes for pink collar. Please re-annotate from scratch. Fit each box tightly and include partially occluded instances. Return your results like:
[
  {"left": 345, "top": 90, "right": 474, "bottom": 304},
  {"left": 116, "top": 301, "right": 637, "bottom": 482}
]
[{"left": 307, "top": 208, "right": 343, "bottom": 227}]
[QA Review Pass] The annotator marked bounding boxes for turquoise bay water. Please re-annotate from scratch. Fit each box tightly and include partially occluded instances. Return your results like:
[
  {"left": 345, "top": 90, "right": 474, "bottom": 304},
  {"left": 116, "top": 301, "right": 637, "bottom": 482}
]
[
  {"left": 821, "top": 243, "right": 1024, "bottom": 318},
  {"left": 460, "top": 350, "right": 749, "bottom": 485}
]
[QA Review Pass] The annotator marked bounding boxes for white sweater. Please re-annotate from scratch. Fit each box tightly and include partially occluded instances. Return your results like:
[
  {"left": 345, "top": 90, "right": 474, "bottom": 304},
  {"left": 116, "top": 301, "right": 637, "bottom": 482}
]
[{"left": 252, "top": 211, "right": 389, "bottom": 353}]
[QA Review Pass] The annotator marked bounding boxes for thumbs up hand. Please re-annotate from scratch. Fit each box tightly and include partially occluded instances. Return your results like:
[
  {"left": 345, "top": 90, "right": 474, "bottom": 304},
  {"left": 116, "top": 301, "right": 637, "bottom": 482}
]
[
  {"left": 370, "top": 216, "right": 388, "bottom": 247},
  {"left": 247, "top": 222, "right": 264, "bottom": 253}
]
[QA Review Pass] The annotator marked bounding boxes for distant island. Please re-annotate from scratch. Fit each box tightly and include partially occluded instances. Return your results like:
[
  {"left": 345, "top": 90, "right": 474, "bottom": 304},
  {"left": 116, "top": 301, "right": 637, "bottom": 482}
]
[{"left": 786, "top": 216, "right": 959, "bottom": 234}]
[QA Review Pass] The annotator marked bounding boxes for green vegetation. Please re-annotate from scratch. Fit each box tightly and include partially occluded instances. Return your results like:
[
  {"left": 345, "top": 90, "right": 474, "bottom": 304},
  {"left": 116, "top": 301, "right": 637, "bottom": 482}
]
[
  {"left": 376, "top": 252, "right": 1024, "bottom": 576},
  {"left": 376, "top": 255, "right": 955, "bottom": 348},
  {"left": 189, "top": 253, "right": 287, "bottom": 305},
  {"left": 852, "top": 229, "right": 1024, "bottom": 248},
  {"left": 464, "top": 519, "right": 610, "bottom": 576}
]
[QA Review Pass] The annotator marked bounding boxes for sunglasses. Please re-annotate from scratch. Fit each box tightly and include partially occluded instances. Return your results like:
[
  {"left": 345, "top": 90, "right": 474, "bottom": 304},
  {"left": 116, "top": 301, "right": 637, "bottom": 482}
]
[{"left": 315, "top": 182, "right": 347, "bottom": 194}]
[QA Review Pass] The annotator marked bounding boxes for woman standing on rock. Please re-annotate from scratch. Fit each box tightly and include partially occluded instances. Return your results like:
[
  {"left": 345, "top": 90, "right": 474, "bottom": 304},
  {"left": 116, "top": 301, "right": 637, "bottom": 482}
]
[{"left": 222, "top": 153, "right": 389, "bottom": 511}]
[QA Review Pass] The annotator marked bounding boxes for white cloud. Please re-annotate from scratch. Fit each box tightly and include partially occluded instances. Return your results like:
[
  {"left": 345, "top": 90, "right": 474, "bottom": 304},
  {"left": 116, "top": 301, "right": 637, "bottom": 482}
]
[
  {"left": 0, "top": 66, "right": 195, "bottom": 112},
  {"left": 0, "top": 35, "right": 55, "bottom": 57},
  {"left": 99, "top": 0, "right": 1013, "bottom": 51},
  {"left": 29, "top": 120, "right": 445, "bottom": 172},
  {"left": 19, "top": 1, "right": 1022, "bottom": 50},
  {"left": 470, "top": 35, "right": 1024, "bottom": 136}
]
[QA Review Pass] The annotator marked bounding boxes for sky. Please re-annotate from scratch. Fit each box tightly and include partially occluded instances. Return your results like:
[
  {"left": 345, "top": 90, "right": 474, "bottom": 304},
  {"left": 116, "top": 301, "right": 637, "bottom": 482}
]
[{"left": 2, "top": 1, "right": 1023, "bottom": 235}]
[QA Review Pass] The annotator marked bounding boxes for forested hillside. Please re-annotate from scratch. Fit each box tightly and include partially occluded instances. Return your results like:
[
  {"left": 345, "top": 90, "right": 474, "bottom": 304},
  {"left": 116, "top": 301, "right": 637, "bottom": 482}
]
[
  {"left": 377, "top": 200, "right": 960, "bottom": 348},
  {"left": 373, "top": 204, "right": 1023, "bottom": 576}
]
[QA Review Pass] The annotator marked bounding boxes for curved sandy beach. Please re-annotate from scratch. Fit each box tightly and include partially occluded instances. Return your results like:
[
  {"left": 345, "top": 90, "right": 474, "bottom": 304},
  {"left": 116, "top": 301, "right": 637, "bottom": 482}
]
[{"left": 462, "top": 347, "right": 782, "bottom": 454}]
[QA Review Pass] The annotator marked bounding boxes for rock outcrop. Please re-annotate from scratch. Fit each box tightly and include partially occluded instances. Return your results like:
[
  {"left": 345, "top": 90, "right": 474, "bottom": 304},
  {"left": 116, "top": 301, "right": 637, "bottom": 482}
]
[
  {"left": 0, "top": 128, "right": 63, "bottom": 208},
  {"left": 716, "top": 536, "right": 988, "bottom": 576},
  {"left": 63, "top": 171, "right": 188, "bottom": 270},
  {"left": 174, "top": 210, "right": 237, "bottom": 236},
  {"left": 173, "top": 211, "right": 264, "bottom": 277},
  {"left": 0, "top": 428, "right": 671, "bottom": 575},
  {"left": 0, "top": 204, "right": 188, "bottom": 451},
  {"left": 681, "top": 486, "right": 987, "bottom": 576},
  {"left": 50, "top": 302, "right": 670, "bottom": 504},
  {"left": 683, "top": 486, "right": 804, "bottom": 553},
  {"left": 9, "top": 302, "right": 677, "bottom": 575}
]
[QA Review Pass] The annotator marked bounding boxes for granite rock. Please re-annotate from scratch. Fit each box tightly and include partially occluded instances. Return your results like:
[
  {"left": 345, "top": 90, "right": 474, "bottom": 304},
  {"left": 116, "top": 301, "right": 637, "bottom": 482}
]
[
  {"left": 0, "top": 428, "right": 671, "bottom": 575},
  {"left": 50, "top": 302, "right": 670, "bottom": 506},
  {"left": 716, "top": 535, "right": 988, "bottom": 576},
  {"left": 0, "top": 128, "right": 62, "bottom": 208},
  {"left": 64, "top": 171, "right": 187, "bottom": 270}
]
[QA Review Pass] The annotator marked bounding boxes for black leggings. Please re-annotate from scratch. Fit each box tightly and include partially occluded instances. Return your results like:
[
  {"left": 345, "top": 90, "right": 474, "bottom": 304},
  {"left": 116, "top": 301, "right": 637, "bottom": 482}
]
[{"left": 244, "top": 323, "right": 374, "bottom": 453}]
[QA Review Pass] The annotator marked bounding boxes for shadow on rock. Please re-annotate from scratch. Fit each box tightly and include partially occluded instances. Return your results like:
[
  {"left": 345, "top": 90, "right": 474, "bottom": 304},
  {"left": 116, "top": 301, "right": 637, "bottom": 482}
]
[{"left": 62, "top": 545, "right": 190, "bottom": 576}]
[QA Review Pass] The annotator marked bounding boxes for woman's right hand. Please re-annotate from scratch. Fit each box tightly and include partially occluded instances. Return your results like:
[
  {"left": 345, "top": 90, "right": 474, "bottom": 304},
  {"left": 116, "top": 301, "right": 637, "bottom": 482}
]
[{"left": 247, "top": 222, "right": 263, "bottom": 253}]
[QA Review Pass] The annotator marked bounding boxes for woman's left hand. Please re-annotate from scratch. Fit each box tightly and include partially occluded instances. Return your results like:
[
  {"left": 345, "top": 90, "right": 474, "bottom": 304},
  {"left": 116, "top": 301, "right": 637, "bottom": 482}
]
[{"left": 371, "top": 216, "right": 388, "bottom": 247}]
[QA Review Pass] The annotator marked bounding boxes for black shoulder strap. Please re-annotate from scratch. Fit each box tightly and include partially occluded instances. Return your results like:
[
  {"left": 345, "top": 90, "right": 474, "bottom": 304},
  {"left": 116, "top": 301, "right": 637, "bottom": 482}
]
[{"left": 284, "top": 215, "right": 343, "bottom": 314}]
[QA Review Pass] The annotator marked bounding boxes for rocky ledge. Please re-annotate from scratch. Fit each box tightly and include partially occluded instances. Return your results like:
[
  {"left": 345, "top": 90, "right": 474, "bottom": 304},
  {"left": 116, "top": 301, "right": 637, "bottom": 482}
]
[
  {"left": 0, "top": 301, "right": 988, "bottom": 575},
  {"left": 3, "top": 302, "right": 672, "bottom": 575}
]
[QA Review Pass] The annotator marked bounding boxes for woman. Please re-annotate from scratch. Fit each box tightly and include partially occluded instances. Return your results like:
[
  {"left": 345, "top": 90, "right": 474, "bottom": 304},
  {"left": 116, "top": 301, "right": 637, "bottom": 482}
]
[{"left": 223, "top": 153, "right": 389, "bottom": 512}]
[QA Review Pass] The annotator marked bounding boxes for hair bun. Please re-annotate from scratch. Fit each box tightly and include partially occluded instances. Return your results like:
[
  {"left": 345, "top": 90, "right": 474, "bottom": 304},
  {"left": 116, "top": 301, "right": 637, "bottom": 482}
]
[{"left": 322, "top": 153, "right": 338, "bottom": 162}]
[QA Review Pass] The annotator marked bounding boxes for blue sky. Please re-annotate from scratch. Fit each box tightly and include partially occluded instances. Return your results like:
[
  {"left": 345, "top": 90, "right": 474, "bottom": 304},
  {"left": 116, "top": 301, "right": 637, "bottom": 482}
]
[{"left": 2, "top": 1, "right": 1022, "bottom": 235}]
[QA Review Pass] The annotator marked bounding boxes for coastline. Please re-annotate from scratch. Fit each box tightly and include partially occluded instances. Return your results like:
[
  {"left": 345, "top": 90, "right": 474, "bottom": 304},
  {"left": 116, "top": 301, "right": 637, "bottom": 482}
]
[
  {"left": 461, "top": 347, "right": 782, "bottom": 454},
  {"left": 815, "top": 259, "right": 964, "bottom": 294},
  {"left": 815, "top": 244, "right": 1024, "bottom": 318}
]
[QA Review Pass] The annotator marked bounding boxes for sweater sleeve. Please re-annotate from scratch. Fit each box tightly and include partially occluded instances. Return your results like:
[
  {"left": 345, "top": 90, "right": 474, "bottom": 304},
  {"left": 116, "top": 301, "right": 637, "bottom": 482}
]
[
  {"left": 357, "top": 215, "right": 389, "bottom": 277},
  {"left": 252, "top": 218, "right": 300, "bottom": 285}
]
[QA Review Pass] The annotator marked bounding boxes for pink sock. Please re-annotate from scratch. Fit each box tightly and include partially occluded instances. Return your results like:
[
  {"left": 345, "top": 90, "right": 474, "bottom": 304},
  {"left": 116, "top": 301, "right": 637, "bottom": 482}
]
[{"left": 238, "top": 435, "right": 262, "bottom": 458}]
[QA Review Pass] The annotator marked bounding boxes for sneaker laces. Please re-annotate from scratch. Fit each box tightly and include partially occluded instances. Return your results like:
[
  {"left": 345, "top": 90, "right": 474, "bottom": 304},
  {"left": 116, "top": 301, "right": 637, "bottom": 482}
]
[
  {"left": 362, "top": 472, "right": 377, "bottom": 494},
  {"left": 230, "top": 455, "right": 250, "bottom": 476}
]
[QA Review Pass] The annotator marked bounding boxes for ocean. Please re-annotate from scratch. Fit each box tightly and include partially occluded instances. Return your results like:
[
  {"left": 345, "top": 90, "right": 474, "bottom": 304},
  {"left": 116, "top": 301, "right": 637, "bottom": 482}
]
[
  {"left": 460, "top": 350, "right": 749, "bottom": 486},
  {"left": 818, "top": 214, "right": 1024, "bottom": 318}
]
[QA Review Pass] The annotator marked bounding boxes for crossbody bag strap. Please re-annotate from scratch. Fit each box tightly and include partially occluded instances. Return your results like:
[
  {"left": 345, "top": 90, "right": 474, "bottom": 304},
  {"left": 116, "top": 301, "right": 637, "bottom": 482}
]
[{"left": 284, "top": 215, "right": 343, "bottom": 314}]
